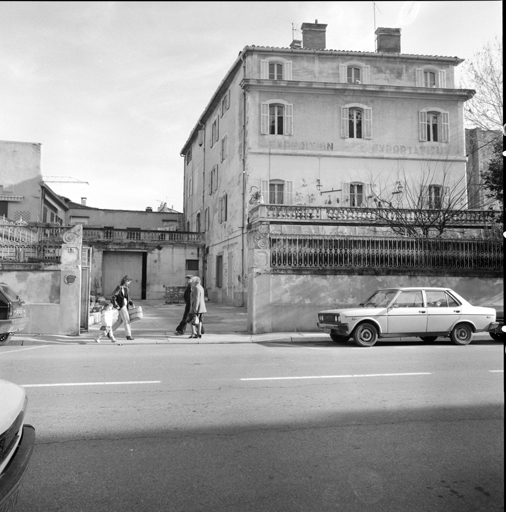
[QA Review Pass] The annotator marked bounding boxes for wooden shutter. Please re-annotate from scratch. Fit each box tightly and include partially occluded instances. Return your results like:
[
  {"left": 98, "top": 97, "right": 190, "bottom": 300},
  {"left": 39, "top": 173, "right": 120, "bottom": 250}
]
[
  {"left": 363, "top": 65, "right": 371, "bottom": 84},
  {"left": 341, "top": 182, "right": 350, "bottom": 205},
  {"left": 261, "top": 103, "right": 269, "bottom": 134},
  {"left": 260, "top": 60, "right": 268, "bottom": 79},
  {"left": 285, "top": 61, "right": 292, "bottom": 80},
  {"left": 223, "top": 194, "right": 227, "bottom": 221},
  {"left": 419, "top": 111, "right": 427, "bottom": 141},
  {"left": 341, "top": 107, "right": 349, "bottom": 138},
  {"left": 364, "top": 183, "right": 372, "bottom": 205},
  {"left": 339, "top": 64, "right": 347, "bottom": 83},
  {"left": 285, "top": 103, "right": 293, "bottom": 135},
  {"left": 285, "top": 181, "right": 293, "bottom": 205},
  {"left": 438, "top": 70, "right": 446, "bottom": 88},
  {"left": 364, "top": 107, "right": 373, "bottom": 139},
  {"left": 261, "top": 180, "right": 269, "bottom": 204},
  {"left": 415, "top": 68, "right": 424, "bottom": 87},
  {"left": 441, "top": 112, "right": 449, "bottom": 142}
]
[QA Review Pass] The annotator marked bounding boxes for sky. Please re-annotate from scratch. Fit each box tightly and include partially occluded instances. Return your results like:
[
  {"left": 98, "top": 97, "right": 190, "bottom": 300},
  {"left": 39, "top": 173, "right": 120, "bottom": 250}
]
[{"left": 0, "top": 1, "right": 502, "bottom": 213}]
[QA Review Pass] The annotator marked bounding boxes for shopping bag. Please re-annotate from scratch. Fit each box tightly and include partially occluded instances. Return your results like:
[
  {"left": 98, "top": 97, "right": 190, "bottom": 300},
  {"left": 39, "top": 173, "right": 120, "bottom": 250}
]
[{"left": 129, "top": 306, "right": 143, "bottom": 323}]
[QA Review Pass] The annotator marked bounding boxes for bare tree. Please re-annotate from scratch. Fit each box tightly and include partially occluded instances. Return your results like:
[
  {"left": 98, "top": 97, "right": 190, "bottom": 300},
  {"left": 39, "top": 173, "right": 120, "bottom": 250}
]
[
  {"left": 460, "top": 37, "right": 503, "bottom": 131},
  {"left": 367, "top": 160, "right": 497, "bottom": 238}
]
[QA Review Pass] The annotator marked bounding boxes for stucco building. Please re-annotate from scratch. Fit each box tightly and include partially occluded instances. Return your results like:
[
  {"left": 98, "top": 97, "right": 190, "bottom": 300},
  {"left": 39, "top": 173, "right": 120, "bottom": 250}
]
[{"left": 181, "top": 22, "right": 502, "bottom": 333}]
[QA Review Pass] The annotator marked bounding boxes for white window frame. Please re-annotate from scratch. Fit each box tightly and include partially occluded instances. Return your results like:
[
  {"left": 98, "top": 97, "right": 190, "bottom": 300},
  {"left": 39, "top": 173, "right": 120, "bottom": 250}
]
[
  {"left": 261, "top": 179, "right": 294, "bottom": 205},
  {"left": 341, "top": 103, "right": 373, "bottom": 139},
  {"left": 342, "top": 182, "right": 372, "bottom": 207},
  {"left": 260, "top": 58, "right": 293, "bottom": 80},
  {"left": 339, "top": 62, "right": 371, "bottom": 84},
  {"left": 260, "top": 100, "right": 293, "bottom": 136},
  {"left": 419, "top": 108, "right": 449, "bottom": 142},
  {"left": 415, "top": 67, "right": 447, "bottom": 88}
]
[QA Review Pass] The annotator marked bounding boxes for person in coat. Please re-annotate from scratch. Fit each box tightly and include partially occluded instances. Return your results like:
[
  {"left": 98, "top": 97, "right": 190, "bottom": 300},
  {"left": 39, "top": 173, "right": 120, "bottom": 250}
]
[
  {"left": 188, "top": 276, "right": 207, "bottom": 338},
  {"left": 111, "top": 275, "right": 135, "bottom": 341},
  {"left": 174, "top": 275, "right": 192, "bottom": 336}
]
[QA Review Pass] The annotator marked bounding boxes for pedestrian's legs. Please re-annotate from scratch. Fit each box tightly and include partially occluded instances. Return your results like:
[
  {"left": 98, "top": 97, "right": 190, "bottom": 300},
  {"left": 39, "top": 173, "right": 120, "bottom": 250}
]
[
  {"left": 197, "top": 314, "right": 203, "bottom": 337},
  {"left": 112, "top": 307, "right": 131, "bottom": 337},
  {"left": 175, "top": 303, "right": 190, "bottom": 334}
]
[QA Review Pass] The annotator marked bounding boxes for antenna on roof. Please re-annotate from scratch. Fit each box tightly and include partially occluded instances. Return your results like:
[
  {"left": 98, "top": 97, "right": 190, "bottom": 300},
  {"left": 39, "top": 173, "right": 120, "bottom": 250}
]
[
  {"left": 373, "top": 2, "right": 382, "bottom": 50},
  {"left": 276, "top": 14, "right": 300, "bottom": 42}
]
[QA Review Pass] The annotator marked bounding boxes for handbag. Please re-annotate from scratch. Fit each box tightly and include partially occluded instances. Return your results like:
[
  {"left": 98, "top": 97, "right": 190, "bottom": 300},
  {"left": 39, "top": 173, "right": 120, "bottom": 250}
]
[
  {"left": 129, "top": 305, "right": 143, "bottom": 323},
  {"left": 191, "top": 314, "right": 200, "bottom": 326}
]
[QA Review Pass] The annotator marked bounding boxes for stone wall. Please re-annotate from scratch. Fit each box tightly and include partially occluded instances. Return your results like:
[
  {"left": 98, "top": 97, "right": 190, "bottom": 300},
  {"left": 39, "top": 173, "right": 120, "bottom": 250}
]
[{"left": 164, "top": 285, "right": 186, "bottom": 304}]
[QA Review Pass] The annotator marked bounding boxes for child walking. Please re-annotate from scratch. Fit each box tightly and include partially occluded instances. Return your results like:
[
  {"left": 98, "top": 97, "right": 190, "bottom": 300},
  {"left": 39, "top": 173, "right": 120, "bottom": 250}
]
[{"left": 95, "top": 303, "right": 116, "bottom": 343}]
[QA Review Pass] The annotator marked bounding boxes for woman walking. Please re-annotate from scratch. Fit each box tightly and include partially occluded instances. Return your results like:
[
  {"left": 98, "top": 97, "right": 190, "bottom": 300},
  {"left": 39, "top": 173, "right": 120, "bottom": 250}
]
[
  {"left": 189, "top": 276, "right": 207, "bottom": 338},
  {"left": 111, "top": 275, "right": 135, "bottom": 341}
]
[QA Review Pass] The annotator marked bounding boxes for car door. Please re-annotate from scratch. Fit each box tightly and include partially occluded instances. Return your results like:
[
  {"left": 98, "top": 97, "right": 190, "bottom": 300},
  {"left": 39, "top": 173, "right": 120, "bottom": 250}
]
[
  {"left": 425, "top": 290, "right": 462, "bottom": 333},
  {"left": 387, "top": 290, "right": 427, "bottom": 334}
]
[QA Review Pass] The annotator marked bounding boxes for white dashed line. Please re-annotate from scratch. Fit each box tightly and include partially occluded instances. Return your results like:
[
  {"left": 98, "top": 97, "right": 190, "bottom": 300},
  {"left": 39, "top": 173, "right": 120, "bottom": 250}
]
[
  {"left": 241, "top": 372, "right": 431, "bottom": 381},
  {"left": 21, "top": 381, "right": 161, "bottom": 388}
]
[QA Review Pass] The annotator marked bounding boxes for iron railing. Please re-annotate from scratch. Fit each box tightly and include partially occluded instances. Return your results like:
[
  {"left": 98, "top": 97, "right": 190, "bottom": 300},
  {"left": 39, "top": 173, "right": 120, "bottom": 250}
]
[
  {"left": 0, "top": 221, "right": 67, "bottom": 262},
  {"left": 82, "top": 228, "right": 203, "bottom": 243},
  {"left": 270, "top": 234, "right": 503, "bottom": 272}
]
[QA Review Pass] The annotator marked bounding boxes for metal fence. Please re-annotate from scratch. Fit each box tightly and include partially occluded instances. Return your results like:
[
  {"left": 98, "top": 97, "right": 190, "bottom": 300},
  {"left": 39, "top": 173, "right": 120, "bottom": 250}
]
[
  {"left": 270, "top": 234, "right": 503, "bottom": 271},
  {"left": 0, "top": 222, "right": 66, "bottom": 262}
]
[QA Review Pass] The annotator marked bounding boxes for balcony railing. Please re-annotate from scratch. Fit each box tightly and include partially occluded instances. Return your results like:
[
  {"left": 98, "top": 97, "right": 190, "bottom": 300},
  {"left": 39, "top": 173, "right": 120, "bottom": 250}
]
[
  {"left": 270, "top": 234, "right": 503, "bottom": 272},
  {"left": 250, "top": 204, "right": 498, "bottom": 227},
  {"left": 82, "top": 228, "right": 203, "bottom": 243}
]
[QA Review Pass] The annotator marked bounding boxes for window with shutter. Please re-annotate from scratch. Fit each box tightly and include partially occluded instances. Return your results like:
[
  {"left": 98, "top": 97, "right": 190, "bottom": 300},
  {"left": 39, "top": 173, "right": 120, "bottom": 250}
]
[
  {"left": 339, "top": 64, "right": 347, "bottom": 83},
  {"left": 285, "top": 181, "right": 293, "bottom": 205},
  {"left": 284, "top": 104, "right": 293, "bottom": 135},
  {"left": 261, "top": 180, "right": 269, "bottom": 203},
  {"left": 341, "top": 107, "right": 349, "bottom": 138},
  {"left": 341, "top": 182, "right": 350, "bottom": 205}
]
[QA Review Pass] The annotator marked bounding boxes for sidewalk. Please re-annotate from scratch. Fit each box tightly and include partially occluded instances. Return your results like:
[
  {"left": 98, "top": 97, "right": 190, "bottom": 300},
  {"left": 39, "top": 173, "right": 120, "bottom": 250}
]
[
  {"left": 9, "top": 299, "right": 494, "bottom": 346},
  {"left": 11, "top": 300, "right": 331, "bottom": 346}
]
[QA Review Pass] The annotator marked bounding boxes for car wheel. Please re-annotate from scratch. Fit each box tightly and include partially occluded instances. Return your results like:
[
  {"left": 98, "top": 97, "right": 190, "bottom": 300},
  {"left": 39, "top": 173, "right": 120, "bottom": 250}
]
[
  {"left": 0, "top": 333, "right": 12, "bottom": 345},
  {"left": 352, "top": 322, "right": 378, "bottom": 347},
  {"left": 490, "top": 332, "right": 506, "bottom": 342},
  {"left": 330, "top": 333, "right": 350, "bottom": 343},
  {"left": 420, "top": 336, "right": 438, "bottom": 342},
  {"left": 450, "top": 323, "right": 473, "bottom": 345}
]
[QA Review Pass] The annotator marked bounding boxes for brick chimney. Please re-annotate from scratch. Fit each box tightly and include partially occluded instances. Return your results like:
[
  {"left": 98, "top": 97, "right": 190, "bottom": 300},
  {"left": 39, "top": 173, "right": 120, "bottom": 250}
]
[
  {"left": 375, "top": 27, "right": 401, "bottom": 53},
  {"left": 301, "top": 20, "right": 327, "bottom": 50}
]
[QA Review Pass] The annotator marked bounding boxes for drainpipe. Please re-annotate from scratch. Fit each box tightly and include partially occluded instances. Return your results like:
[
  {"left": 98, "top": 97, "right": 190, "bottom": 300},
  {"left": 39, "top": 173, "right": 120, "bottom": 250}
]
[
  {"left": 240, "top": 50, "right": 247, "bottom": 307},
  {"left": 198, "top": 121, "right": 206, "bottom": 289}
]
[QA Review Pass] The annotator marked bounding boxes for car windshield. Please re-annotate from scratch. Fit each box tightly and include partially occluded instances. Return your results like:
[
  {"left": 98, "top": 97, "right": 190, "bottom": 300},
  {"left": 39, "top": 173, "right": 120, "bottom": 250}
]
[
  {"left": 362, "top": 290, "right": 397, "bottom": 308},
  {"left": 0, "top": 284, "right": 20, "bottom": 303}
]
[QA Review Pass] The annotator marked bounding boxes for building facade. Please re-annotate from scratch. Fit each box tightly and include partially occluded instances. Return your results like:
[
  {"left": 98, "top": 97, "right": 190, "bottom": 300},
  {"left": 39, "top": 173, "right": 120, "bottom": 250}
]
[{"left": 181, "top": 22, "right": 490, "bottom": 319}]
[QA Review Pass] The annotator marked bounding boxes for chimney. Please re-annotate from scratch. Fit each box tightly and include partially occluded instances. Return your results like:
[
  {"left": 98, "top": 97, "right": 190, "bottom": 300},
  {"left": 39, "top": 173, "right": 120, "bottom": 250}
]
[
  {"left": 81, "top": 197, "right": 87, "bottom": 206},
  {"left": 375, "top": 27, "right": 401, "bottom": 53},
  {"left": 290, "top": 39, "right": 302, "bottom": 49},
  {"left": 301, "top": 20, "right": 327, "bottom": 50},
  {"left": 146, "top": 206, "right": 153, "bottom": 212}
]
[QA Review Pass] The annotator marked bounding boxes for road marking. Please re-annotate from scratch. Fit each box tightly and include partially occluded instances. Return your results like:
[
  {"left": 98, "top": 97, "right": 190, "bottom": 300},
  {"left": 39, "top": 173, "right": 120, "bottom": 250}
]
[
  {"left": 241, "top": 372, "right": 431, "bottom": 381},
  {"left": 21, "top": 381, "right": 161, "bottom": 388},
  {"left": 0, "top": 346, "right": 51, "bottom": 355},
  {"left": 489, "top": 370, "right": 504, "bottom": 373}
]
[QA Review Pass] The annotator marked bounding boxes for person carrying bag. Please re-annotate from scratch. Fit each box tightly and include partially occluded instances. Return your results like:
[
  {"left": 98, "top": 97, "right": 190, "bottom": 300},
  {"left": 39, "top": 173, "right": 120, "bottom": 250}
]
[{"left": 111, "top": 275, "right": 135, "bottom": 341}]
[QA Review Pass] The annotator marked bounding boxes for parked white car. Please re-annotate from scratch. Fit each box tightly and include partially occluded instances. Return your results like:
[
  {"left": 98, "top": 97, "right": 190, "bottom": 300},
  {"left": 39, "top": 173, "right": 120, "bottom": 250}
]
[
  {"left": 317, "top": 287, "right": 498, "bottom": 347},
  {"left": 0, "top": 379, "right": 35, "bottom": 511}
]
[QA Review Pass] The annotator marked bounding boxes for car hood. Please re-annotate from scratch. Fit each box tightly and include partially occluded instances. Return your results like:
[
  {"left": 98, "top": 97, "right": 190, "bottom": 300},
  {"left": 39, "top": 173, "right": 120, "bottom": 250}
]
[
  {"left": 0, "top": 379, "right": 26, "bottom": 432},
  {"left": 319, "top": 307, "right": 385, "bottom": 317}
]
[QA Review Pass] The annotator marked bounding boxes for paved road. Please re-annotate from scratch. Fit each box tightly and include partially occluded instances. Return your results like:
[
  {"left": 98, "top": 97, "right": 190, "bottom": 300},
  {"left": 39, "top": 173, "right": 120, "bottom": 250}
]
[{"left": 1, "top": 341, "right": 503, "bottom": 511}]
